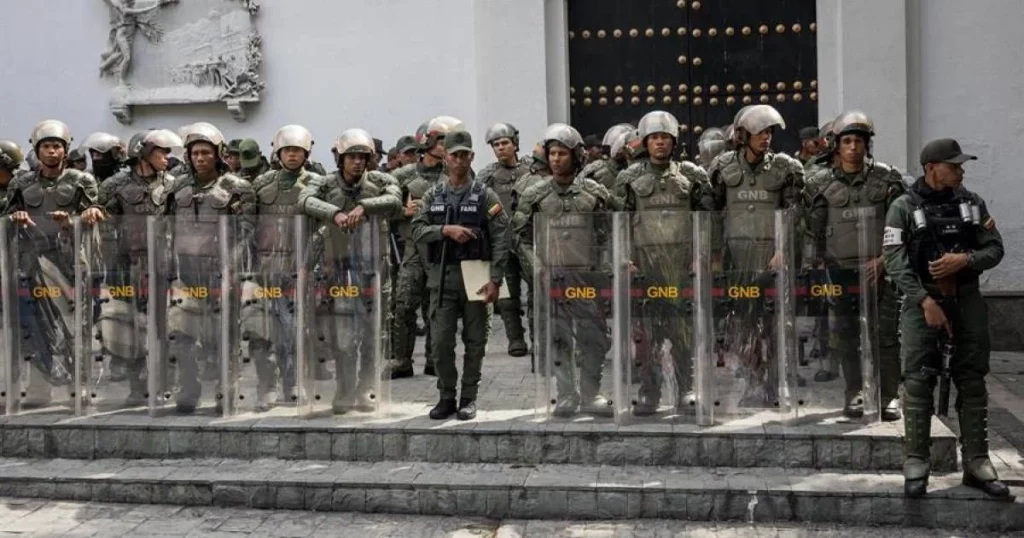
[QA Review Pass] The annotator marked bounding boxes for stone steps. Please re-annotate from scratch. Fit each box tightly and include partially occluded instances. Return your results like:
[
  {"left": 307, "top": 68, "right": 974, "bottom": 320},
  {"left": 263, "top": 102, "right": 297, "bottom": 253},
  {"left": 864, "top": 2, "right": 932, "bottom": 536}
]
[
  {"left": 0, "top": 457, "right": 1018, "bottom": 531},
  {"left": 0, "top": 414, "right": 959, "bottom": 472}
]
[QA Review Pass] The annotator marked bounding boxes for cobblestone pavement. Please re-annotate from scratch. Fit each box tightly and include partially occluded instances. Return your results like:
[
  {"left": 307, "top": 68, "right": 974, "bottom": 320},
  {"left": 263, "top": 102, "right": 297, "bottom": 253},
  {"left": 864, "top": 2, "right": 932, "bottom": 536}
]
[{"left": 0, "top": 498, "right": 1008, "bottom": 538}]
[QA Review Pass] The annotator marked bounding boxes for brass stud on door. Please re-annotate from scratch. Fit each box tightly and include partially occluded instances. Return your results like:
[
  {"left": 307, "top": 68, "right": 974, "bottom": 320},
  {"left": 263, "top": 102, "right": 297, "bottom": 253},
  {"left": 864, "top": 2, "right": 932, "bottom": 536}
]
[
  {"left": 570, "top": 87, "right": 576, "bottom": 95},
  {"left": 710, "top": 97, "right": 720, "bottom": 106},
  {"left": 693, "top": 57, "right": 702, "bottom": 66},
  {"left": 582, "top": 30, "right": 591, "bottom": 39},
  {"left": 743, "top": 83, "right": 753, "bottom": 92},
  {"left": 810, "top": 80, "right": 818, "bottom": 89},
  {"left": 726, "top": 27, "right": 736, "bottom": 36},
  {"left": 792, "top": 23, "right": 802, "bottom": 33},
  {"left": 776, "top": 94, "right": 786, "bottom": 103},
  {"left": 677, "top": 0, "right": 686, "bottom": 7},
  {"left": 615, "top": 85, "right": 624, "bottom": 95},
  {"left": 709, "top": 28, "right": 718, "bottom": 37},
  {"left": 661, "top": 27, "right": 672, "bottom": 37},
  {"left": 630, "top": 28, "right": 639, "bottom": 37},
  {"left": 694, "top": 126, "right": 704, "bottom": 135},
  {"left": 694, "top": 97, "right": 704, "bottom": 106},
  {"left": 792, "top": 93, "right": 803, "bottom": 102},
  {"left": 692, "top": 1, "right": 702, "bottom": 9},
  {"left": 810, "top": 92, "right": 818, "bottom": 101},
  {"left": 646, "top": 84, "right": 656, "bottom": 93},
  {"left": 646, "top": 96, "right": 656, "bottom": 105},
  {"left": 726, "top": 96, "right": 736, "bottom": 105},
  {"left": 615, "top": 96, "right": 624, "bottom": 105},
  {"left": 776, "top": 24, "right": 786, "bottom": 33},
  {"left": 776, "top": 82, "right": 787, "bottom": 91},
  {"left": 759, "top": 25, "right": 769, "bottom": 35},
  {"left": 793, "top": 81, "right": 804, "bottom": 90},
  {"left": 760, "top": 82, "right": 769, "bottom": 92},
  {"left": 662, "top": 84, "right": 672, "bottom": 93},
  {"left": 692, "top": 28, "right": 702, "bottom": 38},
  {"left": 710, "top": 85, "right": 720, "bottom": 94},
  {"left": 599, "top": 97, "right": 608, "bottom": 106},
  {"left": 678, "top": 95, "right": 688, "bottom": 104},
  {"left": 569, "top": 31, "right": 575, "bottom": 39},
  {"left": 742, "top": 26, "right": 752, "bottom": 36},
  {"left": 742, "top": 95, "right": 752, "bottom": 104},
  {"left": 584, "top": 86, "right": 592, "bottom": 96},
  {"left": 570, "top": 98, "right": 577, "bottom": 106},
  {"left": 614, "top": 29, "right": 623, "bottom": 38},
  {"left": 584, "top": 98, "right": 593, "bottom": 106},
  {"left": 631, "top": 85, "right": 641, "bottom": 94},
  {"left": 759, "top": 95, "right": 770, "bottom": 103},
  {"left": 663, "top": 96, "right": 673, "bottom": 105},
  {"left": 599, "top": 86, "right": 608, "bottom": 95},
  {"left": 631, "top": 96, "right": 640, "bottom": 105},
  {"left": 678, "top": 83, "right": 688, "bottom": 92},
  {"left": 597, "top": 29, "right": 607, "bottom": 39},
  {"left": 693, "top": 86, "right": 703, "bottom": 95},
  {"left": 678, "top": 27, "right": 687, "bottom": 36},
  {"left": 680, "top": 124, "right": 689, "bottom": 132},
  {"left": 645, "top": 28, "right": 655, "bottom": 38},
  {"left": 810, "top": 22, "right": 817, "bottom": 32},
  {"left": 678, "top": 55, "right": 688, "bottom": 64},
  {"left": 726, "top": 84, "right": 736, "bottom": 93}
]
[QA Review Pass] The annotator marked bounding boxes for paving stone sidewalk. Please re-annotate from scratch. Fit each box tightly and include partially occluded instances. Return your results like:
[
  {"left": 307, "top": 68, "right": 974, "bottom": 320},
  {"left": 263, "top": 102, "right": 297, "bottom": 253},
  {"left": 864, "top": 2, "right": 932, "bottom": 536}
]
[{"left": 0, "top": 497, "right": 1007, "bottom": 537}]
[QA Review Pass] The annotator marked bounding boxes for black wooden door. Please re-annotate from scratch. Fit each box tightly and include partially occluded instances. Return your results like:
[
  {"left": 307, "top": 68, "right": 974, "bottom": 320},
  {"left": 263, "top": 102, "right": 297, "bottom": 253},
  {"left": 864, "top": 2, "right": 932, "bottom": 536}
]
[{"left": 567, "top": 0, "right": 818, "bottom": 158}]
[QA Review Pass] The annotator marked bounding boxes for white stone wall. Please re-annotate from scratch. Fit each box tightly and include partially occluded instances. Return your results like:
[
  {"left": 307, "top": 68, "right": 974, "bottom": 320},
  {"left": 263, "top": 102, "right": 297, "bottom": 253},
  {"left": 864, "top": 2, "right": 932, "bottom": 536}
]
[{"left": 0, "top": 0, "right": 559, "bottom": 168}]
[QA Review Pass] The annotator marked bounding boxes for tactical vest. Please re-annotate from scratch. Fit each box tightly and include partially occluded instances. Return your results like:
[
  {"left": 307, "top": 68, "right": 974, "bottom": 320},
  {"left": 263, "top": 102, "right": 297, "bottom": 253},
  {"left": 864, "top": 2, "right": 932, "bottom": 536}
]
[
  {"left": 426, "top": 181, "right": 491, "bottom": 263},
  {"left": 629, "top": 162, "right": 694, "bottom": 251},
  {"left": 485, "top": 160, "right": 529, "bottom": 210},
  {"left": 395, "top": 163, "right": 443, "bottom": 242},
  {"left": 254, "top": 170, "right": 305, "bottom": 277},
  {"left": 320, "top": 172, "right": 382, "bottom": 263},
  {"left": 535, "top": 180, "right": 600, "bottom": 268},
  {"left": 906, "top": 189, "right": 980, "bottom": 286},
  {"left": 111, "top": 171, "right": 169, "bottom": 216},
  {"left": 821, "top": 168, "right": 890, "bottom": 264},
  {"left": 173, "top": 176, "right": 237, "bottom": 257},
  {"left": 18, "top": 172, "right": 83, "bottom": 246},
  {"left": 719, "top": 154, "right": 788, "bottom": 242}
]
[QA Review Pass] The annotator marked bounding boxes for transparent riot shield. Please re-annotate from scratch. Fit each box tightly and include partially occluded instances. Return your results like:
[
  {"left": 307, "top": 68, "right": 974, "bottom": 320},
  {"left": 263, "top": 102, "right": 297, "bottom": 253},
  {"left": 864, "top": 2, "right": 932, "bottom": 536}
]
[
  {"left": 74, "top": 215, "right": 153, "bottom": 414},
  {"left": 694, "top": 209, "right": 797, "bottom": 425},
  {"left": 147, "top": 214, "right": 228, "bottom": 416},
  {"left": 794, "top": 208, "right": 881, "bottom": 421},
  {"left": 0, "top": 213, "right": 81, "bottom": 415},
  {"left": 296, "top": 216, "right": 386, "bottom": 418},
  {"left": 611, "top": 210, "right": 698, "bottom": 424},
  {"left": 533, "top": 213, "right": 620, "bottom": 421},
  {"left": 216, "top": 214, "right": 302, "bottom": 415}
]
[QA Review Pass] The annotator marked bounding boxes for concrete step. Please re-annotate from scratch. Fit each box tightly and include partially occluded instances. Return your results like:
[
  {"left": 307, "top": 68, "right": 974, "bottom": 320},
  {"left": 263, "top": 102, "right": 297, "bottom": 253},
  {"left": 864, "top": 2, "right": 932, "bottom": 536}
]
[
  {"left": 0, "top": 414, "right": 959, "bottom": 473},
  {"left": 0, "top": 458, "right": 1019, "bottom": 532}
]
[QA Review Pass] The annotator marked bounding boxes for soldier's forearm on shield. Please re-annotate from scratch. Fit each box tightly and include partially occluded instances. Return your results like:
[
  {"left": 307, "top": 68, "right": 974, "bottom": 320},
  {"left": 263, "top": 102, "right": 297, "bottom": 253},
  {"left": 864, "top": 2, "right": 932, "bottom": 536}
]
[{"left": 358, "top": 192, "right": 402, "bottom": 217}]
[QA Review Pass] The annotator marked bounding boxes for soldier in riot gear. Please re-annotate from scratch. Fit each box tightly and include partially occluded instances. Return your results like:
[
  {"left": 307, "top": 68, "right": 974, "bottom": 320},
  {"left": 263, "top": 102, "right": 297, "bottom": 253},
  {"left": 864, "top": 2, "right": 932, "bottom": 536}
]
[
  {"left": 244, "top": 125, "right": 319, "bottom": 410},
  {"left": 163, "top": 122, "right": 256, "bottom": 414},
  {"left": 238, "top": 139, "right": 270, "bottom": 181},
  {"left": 616, "top": 111, "right": 711, "bottom": 416},
  {"left": 478, "top": 122, "right": 532, "bottom": 357},
  {"left": 581, "top": 124, "right": 634, "bottom": 190},
  {"left": 514, "top": 123, "right": 622, "bottom": 418},
  {"left": 884, "top": 138, "right": 1009, "bottom": 499},
  {"left": 704, "top": 105, "right": 804, "bottom": 407},
  {"left": 697, "top": 127, "right": 729, "bottom": 171},
  {"left": 388, "top": 116, "right": 464, "bottom": 378},
  {"left": 67, "top": 148, "right": 89, "bottom": 171},
  {"left": 224, "top": 139, "right": 244, "bottom": 173},
  {"left": 805, "top": 112, "right": 905, "bottom": 421},
  {"left": 3, "top": 120, "right": 105, "bottom": 408},
  {"left": 94, "top": 128, "right": 182, "bottom": 398},
  {"left": 80, "top": 132, "right": 126, "bottom": 182},
  {"left": 0, "top": 140, "right": 26, "bottom": 208},
  {"left": 412, "top": 130, "right": 509, "bottom": 420},
  {"left": 298, "top": 128, "right": 402, "bottom": 414}
]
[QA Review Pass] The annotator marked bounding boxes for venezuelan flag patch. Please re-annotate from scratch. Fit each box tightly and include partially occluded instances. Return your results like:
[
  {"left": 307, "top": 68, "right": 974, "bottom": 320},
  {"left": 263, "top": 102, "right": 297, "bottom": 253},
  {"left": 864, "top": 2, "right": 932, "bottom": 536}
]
[
  {"left": 488, "top": 203, "right": 502, "bottom": 217},
  {"left": 984, "top": 217, "right": 996, "bottom": 231}
]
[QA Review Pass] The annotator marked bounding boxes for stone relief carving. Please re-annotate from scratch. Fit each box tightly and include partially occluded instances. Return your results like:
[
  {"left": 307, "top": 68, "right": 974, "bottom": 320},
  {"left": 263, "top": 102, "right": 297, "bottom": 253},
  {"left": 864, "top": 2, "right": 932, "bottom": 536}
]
[{"left": 100, "top": 0, "right": 264, "bottom": 124}]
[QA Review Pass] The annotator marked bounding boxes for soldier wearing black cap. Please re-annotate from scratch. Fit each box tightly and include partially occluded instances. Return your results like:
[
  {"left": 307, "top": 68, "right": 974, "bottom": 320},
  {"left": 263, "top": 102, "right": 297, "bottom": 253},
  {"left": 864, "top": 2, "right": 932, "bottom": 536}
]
[
  {"left": 396, "top": 135, "right": 419, "bottom": 167},
  {"left": 882, "top": 138, "right": 1009, "bottom": 499},
  {"left": 583, "top": 133, "right": 603, "bottom": 165},
  {"left": 795, "top": 126, "right": 822, "bottom": 167},
  {"left": 369, "top": 138, "right": 385, "bottom": 171}
]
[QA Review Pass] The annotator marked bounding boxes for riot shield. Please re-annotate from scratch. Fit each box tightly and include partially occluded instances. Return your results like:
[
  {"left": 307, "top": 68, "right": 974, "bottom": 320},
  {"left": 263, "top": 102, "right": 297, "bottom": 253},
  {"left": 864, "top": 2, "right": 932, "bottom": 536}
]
[
  {"left": 296, "top": 216, "right": 386, "bottom": 418},
  {"left": 794, "top": 208, "right": 881, "bottom": 421},
  {"left": 533, "top": 212, "right": 620, "bottom": 421},
  {"left": 220, "top": 214, "right": 304, "bottom": 415},
  {"left": 74, "top": 215, "right": 153, "bottom": 414},
  {"left": 694, "top": 209, "right": 797, "bottom": 425},
  {"left": 0, "top": 213, "right": 82, "bottom": 415},
  {"left": 147, "top": 214, "right": 229, "bottom": 416},
  {"left": 611, "top": 210, "right": 698, "bottom": 423}
]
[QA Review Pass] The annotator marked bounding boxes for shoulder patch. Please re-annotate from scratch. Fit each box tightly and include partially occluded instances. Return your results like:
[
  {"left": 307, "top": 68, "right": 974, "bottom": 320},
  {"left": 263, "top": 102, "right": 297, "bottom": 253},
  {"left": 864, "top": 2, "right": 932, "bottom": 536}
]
[{"left": 983, "top": 216, "right": 996, "bottom": 231}]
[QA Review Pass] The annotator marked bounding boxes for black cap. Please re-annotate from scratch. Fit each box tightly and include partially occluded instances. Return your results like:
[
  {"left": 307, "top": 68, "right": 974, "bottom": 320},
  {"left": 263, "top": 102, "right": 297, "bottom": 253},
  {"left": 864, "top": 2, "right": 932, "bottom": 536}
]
[
  {"left": 799, "top": 127, "right": 819, "bottom": 140},
  {"left": 373, "top": 138, "right": 385, "bottom": 155},
  {"left": 226, "top": 139, "right": 244, "bottom": 154},
  {"left": 444, "top": 130, "right": 473, "bottom": 153},
  {"left": 396, "top": 135, "right": 418, "bottom": 153},
  {"left": 583, "top": 134, "right": 602, "bottom": 148},
  {"left": 920, "top": 138, "right": 977, "bottom": 166}
]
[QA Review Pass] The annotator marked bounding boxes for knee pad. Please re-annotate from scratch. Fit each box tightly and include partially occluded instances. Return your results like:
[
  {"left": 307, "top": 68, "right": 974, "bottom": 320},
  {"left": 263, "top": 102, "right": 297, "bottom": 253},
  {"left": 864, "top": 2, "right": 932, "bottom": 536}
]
[{"left": 903, "top": 374, "right": 935, "bottom": 403}]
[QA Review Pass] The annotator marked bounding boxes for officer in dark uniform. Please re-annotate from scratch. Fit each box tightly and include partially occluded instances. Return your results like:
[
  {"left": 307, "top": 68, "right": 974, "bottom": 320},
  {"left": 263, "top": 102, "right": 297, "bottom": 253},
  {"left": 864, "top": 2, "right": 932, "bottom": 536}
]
[
  {"left": 883, "top": 138, "right": 1009, "bottom": 498},
  {"left": 412, "top": 130, "right": 510, "bottom": 421}
]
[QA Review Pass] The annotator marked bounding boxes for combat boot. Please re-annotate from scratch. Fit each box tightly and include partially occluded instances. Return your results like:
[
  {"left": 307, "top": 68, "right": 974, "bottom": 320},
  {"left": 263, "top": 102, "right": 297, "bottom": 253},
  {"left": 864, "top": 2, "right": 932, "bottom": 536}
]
[
  {"left": 429, "top": 397, "right": 458, "bottom": 420},
  {"left": 503, "top": 311, "right": 528, "bottom": 357},
  {"left": 902, "top": 392, "right": 932, "bottom": 497},
  {"left": 881, "top": 398, "right": 902, "bottom": 422},
  {"left": 456, "top": 398, "right": 477, "bottom": 420},
  {"left": 843, "top": 390, "right": 865, "bottom": 419},
  {"left": 959, "top": 398, "right": 1011, "bottom": 498},
  {"left": 386, "top": 358, "right": 414, "bottom": 379}
]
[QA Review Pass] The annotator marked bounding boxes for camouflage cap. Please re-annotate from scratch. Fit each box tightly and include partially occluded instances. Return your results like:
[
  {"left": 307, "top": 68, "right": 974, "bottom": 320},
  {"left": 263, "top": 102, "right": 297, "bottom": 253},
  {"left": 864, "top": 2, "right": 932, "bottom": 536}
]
[
  {"left": 444, "top": 131, "right": 473, "bottom": 154},
  {"left": 238, "top": 138, "right": 262, "bottom": 168},
  {"left": 396, "top": 135, "right": 418, "bottom": 153},
  {"left": 226, "top": 138, "right": 244, "bottom": 154}
]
